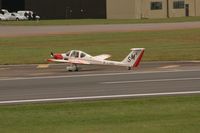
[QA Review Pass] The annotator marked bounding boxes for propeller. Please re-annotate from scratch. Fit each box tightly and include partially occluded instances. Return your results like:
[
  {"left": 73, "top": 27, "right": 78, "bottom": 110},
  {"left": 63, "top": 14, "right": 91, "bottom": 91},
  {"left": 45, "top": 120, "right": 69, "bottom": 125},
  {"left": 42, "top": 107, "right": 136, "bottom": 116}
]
[{"left": 50, "top": 52, "right": 54, "bottom": 57}]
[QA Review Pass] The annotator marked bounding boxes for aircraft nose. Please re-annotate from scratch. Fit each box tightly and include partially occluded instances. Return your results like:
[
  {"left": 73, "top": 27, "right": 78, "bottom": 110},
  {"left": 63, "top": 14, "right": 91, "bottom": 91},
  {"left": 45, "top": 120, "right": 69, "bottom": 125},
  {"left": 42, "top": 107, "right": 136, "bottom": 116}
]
[{"left": 54, "top": 54, "right": 63, "bottom": 59}]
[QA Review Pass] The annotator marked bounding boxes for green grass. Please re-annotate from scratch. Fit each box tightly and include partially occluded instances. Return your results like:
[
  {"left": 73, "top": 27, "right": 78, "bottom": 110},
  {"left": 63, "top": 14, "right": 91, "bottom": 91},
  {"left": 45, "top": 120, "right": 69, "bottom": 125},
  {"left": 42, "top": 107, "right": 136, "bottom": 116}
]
[
  {"left": 0, "top": 95, "right": 200, "bottom": 133},
  {"left": 0, "top": 29, "right": 200, "bottom": 64},
  {"left": 0, "top": 17, "right": 200, "bottom": 26}
]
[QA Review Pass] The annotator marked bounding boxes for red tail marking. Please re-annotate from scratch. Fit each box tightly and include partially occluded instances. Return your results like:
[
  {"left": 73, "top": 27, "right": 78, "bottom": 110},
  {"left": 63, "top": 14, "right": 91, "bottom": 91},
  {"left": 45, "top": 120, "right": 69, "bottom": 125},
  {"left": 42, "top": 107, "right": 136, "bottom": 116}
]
[{"left": 133, "top": 50, "right": 144, "bottom": 67}]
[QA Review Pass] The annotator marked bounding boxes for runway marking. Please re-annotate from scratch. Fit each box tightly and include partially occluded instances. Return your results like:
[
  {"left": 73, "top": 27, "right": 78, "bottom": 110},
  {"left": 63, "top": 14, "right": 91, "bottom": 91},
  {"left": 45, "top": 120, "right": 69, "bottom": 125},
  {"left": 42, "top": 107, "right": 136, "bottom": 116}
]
[
  {"left": 0, "top": 67, "right": 9, "bottom": 70},
  {"left": 0, "top": 69, "right": 200, "bottom": 81},
  {"left": 37, "top": 64, "right": 49, "bottom": 69},
  {"left": 29, "top": 73, "right": 53, "bottom": 76},
  {"left": 160, "top": 65, "right": 180, "bottom": 69},
  {"left": 0, "top": 91, "right": 200, "bottom": 104},
  {"left": 102, "top": 77, "right": 200, "bottom": 84}
]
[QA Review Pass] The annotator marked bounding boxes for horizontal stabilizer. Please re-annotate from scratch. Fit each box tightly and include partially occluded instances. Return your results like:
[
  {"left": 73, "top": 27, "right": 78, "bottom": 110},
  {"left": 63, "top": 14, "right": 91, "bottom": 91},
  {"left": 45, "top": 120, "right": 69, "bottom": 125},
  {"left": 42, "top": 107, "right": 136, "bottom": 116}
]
[{"left": 94, "top": 54, "right": 111, "bottom": 60}]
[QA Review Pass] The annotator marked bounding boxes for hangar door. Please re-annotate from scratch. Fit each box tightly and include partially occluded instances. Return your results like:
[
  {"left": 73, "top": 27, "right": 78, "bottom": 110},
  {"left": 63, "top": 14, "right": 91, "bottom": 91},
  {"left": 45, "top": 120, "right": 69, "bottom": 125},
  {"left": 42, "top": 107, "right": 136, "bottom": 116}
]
[
  {"left": 1, "top": 0, "right": 25, "bottom": 12},
  {"left": 65, "top": 0, "right": 106, "bottom": 19},
  {"left": 25, "top": 0, "right": 106, "bottom": 19}
]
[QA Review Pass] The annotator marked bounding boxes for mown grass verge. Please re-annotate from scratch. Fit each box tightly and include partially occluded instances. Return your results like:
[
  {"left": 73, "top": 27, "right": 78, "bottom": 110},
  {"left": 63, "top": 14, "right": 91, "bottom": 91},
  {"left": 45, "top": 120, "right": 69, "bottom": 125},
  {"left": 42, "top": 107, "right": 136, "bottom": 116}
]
[
  {"left": 0, "top": 17, "right": 200, "bottom": 26},
  {"left": 0, "top": 95, "right": 200, "bottom": 133},
  {"left": 0, "top": 29, "right": 200, "bottom": 64}
]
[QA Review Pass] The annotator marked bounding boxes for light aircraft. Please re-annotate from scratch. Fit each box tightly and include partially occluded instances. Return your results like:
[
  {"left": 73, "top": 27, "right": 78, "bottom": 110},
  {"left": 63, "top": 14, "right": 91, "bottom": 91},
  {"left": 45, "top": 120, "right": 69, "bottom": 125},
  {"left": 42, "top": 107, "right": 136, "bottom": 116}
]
[{"left": 47, "top": 48, "right": 145, "bottom": 71}]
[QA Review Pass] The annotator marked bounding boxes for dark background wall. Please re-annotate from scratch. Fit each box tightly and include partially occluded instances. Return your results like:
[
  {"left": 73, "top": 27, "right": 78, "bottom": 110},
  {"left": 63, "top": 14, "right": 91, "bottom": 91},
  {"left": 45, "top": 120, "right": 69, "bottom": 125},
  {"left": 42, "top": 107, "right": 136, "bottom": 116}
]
[
  {"left": 0, "top": 0, "right": 2, "bottom": 9},
  {"left": 25, "top": 0, "right": 106, "bottom": 19},
  {"left": 0, "top": 0, "right": 106, "bottom": 19},
  {"left": 1, "top": 0, "right": 25, "bottom": 12}
]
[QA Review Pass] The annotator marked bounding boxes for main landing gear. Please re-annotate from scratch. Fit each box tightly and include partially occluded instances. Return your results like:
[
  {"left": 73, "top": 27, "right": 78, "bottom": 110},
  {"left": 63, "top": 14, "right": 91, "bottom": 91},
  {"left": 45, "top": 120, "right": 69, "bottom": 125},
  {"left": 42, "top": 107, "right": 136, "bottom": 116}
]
[
  {"left": 128, "top": 67, "right": 132, "bottom": 70},
  {"left": 66, "top": 64, "right": 79, "bottom": 72}
]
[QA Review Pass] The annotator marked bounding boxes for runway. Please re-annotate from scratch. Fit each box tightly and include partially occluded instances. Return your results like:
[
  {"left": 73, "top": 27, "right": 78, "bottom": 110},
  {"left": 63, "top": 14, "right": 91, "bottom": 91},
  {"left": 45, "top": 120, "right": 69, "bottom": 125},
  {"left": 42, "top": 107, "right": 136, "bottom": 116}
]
[{"left": 0, "top": 61, "right": 200, "bottom": 104}]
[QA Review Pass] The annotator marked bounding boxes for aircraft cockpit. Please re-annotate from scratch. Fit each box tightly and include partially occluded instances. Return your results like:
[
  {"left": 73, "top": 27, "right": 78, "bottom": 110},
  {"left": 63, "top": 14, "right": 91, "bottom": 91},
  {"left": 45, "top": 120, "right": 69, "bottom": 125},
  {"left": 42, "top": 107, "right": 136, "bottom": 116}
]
[{"left": 65, "top": 50, "right": 91, "bottom": 59}]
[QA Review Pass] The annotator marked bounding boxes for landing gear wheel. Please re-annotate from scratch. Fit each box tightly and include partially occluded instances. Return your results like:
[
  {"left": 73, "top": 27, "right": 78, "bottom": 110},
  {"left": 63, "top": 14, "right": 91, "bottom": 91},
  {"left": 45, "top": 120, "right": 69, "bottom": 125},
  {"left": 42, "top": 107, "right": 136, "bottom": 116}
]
[{"left": 66, "top": 64, "right": 79, "bottom": 72}]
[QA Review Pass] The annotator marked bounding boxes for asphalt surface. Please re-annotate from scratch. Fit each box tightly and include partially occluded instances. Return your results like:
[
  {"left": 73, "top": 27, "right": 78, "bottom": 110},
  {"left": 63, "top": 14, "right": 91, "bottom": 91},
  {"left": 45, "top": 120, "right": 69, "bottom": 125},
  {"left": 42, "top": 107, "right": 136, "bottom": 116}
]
[
  {"left": 1, "top": 22, "right": 200, "bottom": 37},
  {"left": 0, "top": 61, "right": 200, "bottom": 104}
]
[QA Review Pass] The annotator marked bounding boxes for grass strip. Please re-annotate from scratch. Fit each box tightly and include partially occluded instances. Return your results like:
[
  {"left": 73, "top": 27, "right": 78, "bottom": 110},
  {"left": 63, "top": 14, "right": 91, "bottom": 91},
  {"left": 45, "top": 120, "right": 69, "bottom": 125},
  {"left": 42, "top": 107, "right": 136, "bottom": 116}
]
[
  {"left": 0, "top": 17, "right": 200, "bottom": 26},
  {"left": 0, "top": 29, "right": 200, "bottom": 64},
  {"left": 0, "top": 95, "right": 200, "bottom": 133}
]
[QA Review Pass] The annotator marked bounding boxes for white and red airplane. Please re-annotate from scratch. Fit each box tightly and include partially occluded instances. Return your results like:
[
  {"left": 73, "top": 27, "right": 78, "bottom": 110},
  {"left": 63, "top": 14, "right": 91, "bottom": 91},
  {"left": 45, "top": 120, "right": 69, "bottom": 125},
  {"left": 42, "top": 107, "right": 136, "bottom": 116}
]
[{"left": 47, "top": 48, "right": 145, "bottom": 71}]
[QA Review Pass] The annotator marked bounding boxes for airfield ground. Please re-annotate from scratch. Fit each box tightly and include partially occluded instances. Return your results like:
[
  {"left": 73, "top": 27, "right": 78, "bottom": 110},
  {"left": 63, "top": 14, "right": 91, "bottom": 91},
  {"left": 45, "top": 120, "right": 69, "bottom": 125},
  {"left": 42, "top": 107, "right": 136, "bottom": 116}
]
[
  {"left": 0, "top": 95, "right": 200, "bottom": 133},
  {"left": 0, "top": 28, "right": 200, "bottom": 64},
  {"left": 0, "top": 16, "right": 200, "bottom": 26},
  {"left": 0, "top": 20, "right": 200, "bottom": 133}
]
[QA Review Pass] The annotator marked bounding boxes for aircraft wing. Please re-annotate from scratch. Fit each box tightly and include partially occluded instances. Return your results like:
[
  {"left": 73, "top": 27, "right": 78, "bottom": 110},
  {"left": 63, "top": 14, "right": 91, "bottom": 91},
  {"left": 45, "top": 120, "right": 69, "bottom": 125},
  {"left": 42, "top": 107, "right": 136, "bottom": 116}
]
[
  {"left": 94, "top": 54, "right": 111, "bottom": 60},
  {"left": 48, "top": 59, "right": 91, "bottom": 64}
]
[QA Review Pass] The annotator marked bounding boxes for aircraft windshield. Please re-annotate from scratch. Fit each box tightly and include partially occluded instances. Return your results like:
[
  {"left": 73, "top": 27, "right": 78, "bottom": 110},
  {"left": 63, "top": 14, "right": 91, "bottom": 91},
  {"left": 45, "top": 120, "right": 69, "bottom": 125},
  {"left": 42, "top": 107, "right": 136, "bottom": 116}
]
[
  {"left": 66, "top": 51, "right": 70, "bottom": 56},
  {"left": 70, "top": 50, "right": 79, "bottom": 58},
  {"left": 80, "top": 53, "right": 86, "bottom": 58}
]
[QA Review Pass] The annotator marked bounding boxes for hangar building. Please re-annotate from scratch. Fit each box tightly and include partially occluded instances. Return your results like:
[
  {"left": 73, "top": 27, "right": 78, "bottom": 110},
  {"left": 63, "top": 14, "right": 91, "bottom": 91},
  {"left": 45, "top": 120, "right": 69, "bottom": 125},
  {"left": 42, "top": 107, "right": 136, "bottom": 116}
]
[
  {"left": 107, "top": 0, "right": 200, "bottom": 19},
  {"left": 0, "top": 0, "right": 200, "bottom": 19}
]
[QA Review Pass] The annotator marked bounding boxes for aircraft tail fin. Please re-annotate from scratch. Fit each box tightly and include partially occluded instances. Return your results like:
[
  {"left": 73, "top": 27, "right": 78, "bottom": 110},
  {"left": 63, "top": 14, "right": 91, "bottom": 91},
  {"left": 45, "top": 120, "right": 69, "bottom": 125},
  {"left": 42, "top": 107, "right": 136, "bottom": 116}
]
[{"left": 122, "top": 48, "right": 145, "bottom": 68}]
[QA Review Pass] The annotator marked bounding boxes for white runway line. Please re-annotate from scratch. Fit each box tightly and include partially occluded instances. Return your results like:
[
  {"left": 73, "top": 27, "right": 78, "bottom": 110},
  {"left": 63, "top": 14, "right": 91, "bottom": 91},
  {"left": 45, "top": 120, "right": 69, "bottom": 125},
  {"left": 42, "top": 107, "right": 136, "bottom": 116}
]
[
  {"left": 103, "top": 77, "right": 200, "bottom": 84},
  {"left": 0, "top": 91, "right": 200, "bottom": 104},
  {"left": 159, "top": 65, "right": 180, "bottom": 69},
  {"left": 0, "top": 69, "right": 200, "bottom": 81}
]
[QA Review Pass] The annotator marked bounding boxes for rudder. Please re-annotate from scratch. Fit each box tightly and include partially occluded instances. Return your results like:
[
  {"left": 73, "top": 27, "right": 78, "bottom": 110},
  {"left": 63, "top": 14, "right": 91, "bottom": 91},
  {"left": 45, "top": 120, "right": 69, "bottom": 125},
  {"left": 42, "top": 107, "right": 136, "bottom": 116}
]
[{"left": 122, "top": 48, "right": 145, "bottom": 68}]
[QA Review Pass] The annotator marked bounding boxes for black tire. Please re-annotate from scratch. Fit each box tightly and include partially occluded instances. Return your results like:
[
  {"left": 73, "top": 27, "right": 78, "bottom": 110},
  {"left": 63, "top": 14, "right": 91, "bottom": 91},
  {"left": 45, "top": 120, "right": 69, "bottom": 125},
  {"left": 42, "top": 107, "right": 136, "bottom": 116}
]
[
  {"left": 75, "top": 68, "right": 79, "bottom": 71},
  {"left": 75, "top": 65, "right": 79, "bottom": 71},
  {"left": 16, "top": 18, "right": 19, "bottom": 21}
]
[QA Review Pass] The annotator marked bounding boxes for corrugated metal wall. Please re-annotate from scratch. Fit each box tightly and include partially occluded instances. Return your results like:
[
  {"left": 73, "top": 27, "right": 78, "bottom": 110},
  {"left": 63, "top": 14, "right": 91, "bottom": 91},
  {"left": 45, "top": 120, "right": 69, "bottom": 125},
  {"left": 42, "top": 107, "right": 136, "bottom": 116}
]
[
  {"left": 25, "top": 0, "right": 106, "bottom": 19},
  {"left": 196, "top": 0, "right": 200, "bottom": 16},
  {"left": 1, "top": 0, "right": 200, "bottom": 19},
  {"left": 141, "top": 0, "right": 167, "bottom": 18},
  {"left": 107, "top": 0, "right": 136, "bottom": 19},
  {"left": 0, "top": 0, "right": 2, "bottom": 9},
  {"left": 107, "top": 0, "right": 200, "bottom": 19},
  {"left": 1, "top": 0, "right": 24, "bottom": 12}
]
